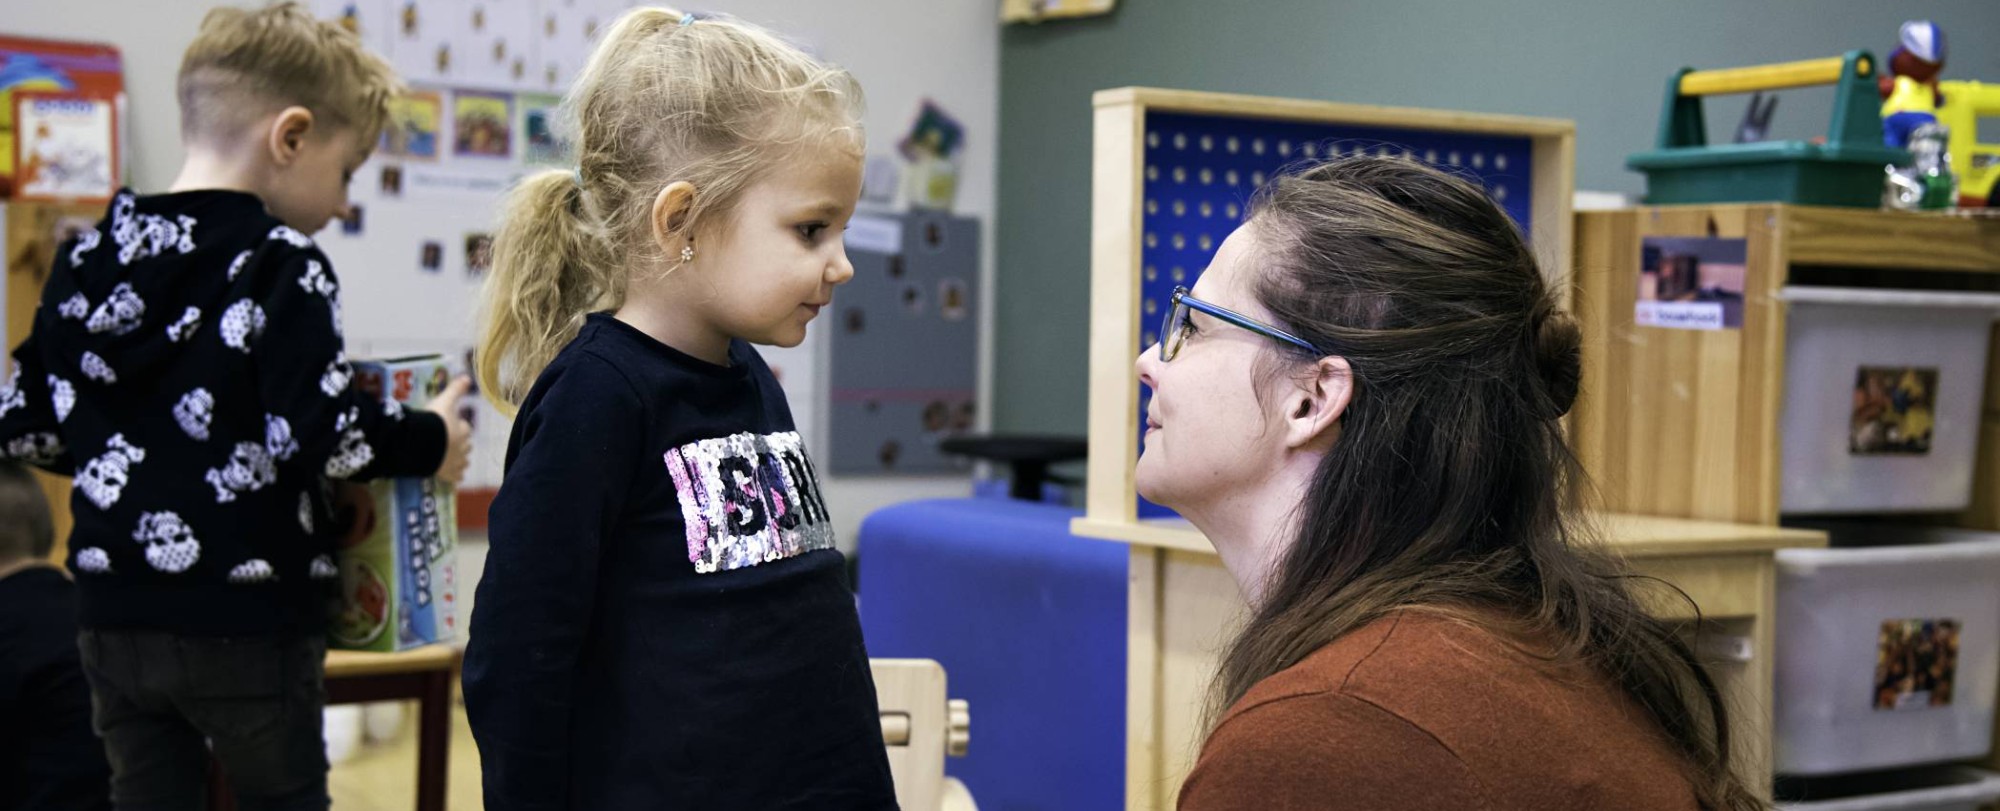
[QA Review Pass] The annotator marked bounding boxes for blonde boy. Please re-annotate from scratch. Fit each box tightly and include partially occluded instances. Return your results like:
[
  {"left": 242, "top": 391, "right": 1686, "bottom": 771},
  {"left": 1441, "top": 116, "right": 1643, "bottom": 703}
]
[{"left": 0, "top": 5, "right": 471, "bottom": 807}]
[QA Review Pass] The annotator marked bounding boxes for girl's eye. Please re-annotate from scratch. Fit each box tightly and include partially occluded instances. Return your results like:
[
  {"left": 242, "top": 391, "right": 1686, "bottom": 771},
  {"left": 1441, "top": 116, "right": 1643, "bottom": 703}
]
[{"left": 797, "top": 222, "right": 828, "bottom": 241}]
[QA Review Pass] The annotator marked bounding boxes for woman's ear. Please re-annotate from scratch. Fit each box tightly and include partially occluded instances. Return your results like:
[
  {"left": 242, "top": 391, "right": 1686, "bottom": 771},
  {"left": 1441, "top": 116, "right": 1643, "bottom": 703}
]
[
  {"left": 650, "top": 180, "right": 698, "bottom": 256},
  {"left": 1283, "top": 355, "right": 1352, "bottom": 451}
]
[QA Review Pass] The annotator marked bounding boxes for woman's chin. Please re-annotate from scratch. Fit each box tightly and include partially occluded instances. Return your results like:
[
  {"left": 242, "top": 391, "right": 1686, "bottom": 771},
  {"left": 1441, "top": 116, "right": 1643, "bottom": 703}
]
[{"left": 1134, "top": 459, "right": 1175, "bottom": 509}]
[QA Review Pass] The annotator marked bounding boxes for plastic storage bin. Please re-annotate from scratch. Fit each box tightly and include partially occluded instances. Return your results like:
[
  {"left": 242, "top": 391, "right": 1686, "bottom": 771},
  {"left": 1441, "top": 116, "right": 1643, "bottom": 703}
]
[
  {"left": 1777, "top": 766, "right": 2000, "bottom": 811},
  {"left": 1774, "top": 531, "right": 2000, "bottom": 775},
  {"left": 1779, "top": 287, "right": 2000, "bottom": 515}
]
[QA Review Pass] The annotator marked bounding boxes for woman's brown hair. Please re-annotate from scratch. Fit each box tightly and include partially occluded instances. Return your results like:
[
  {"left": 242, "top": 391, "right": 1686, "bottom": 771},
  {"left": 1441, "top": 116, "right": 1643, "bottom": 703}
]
[{"left": 1215, "top": 156, "right": 1761, "bottom": 810}]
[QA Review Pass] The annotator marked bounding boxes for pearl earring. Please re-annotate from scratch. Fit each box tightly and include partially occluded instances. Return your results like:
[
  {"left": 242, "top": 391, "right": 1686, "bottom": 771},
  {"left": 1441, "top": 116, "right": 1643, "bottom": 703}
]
[{"left": 681, "top": 245, "right": 695, "bottom": 263}]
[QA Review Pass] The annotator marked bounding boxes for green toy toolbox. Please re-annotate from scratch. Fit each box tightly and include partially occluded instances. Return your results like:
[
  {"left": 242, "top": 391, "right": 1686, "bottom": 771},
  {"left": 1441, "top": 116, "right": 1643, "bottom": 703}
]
[{"left": 1629, "top": 51, "right": 1909, "bottom": 207}]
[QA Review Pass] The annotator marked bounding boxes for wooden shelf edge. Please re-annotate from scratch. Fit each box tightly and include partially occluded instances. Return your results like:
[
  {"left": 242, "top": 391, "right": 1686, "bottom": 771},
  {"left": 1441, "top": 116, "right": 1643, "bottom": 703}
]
[
  {"left": 1070, "top": 516, "right": 1212, "bottom": 554},
  {"left": 1091, "top": 86, "right": 1576, "bottom": 138},
  {"left": 1071, "top": 513, "right": 1825, "bottom": 559}
]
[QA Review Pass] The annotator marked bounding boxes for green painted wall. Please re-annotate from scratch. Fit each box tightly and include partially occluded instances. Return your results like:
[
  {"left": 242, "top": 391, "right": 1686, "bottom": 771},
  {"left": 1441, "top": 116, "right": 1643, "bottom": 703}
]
[{"left": 994, "top": 0, "right": 2000, "bottom": 438}]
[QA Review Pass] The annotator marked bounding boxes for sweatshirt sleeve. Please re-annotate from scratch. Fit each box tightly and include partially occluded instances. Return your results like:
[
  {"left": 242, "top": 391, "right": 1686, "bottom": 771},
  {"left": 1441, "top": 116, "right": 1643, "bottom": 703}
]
[
  {"left": 462, "top": 353, "right": 642, "bottom": 811},
  {"left": 0, "top": 294, "right": 76, "bottom": 475},
  {"left": 246, "top": 245, "right": 445, "bottom": 481}
]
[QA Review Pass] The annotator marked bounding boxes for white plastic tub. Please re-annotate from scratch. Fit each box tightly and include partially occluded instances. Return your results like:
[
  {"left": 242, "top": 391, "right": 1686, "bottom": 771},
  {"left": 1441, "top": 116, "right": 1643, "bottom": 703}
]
[
  {"left": 1779, "top": 286, "right": 2000, "bottom": 515},
  {"left": 1777, "top": 766, "right": 2000, "bottom": 811},
  {"left": 1775, "top": 530, "right": 2000, "bottom": 775}
]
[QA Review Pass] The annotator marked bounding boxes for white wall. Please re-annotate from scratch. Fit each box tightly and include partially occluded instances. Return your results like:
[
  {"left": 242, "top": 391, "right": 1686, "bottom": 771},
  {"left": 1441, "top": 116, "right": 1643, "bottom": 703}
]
[
  {"left": 8, "top": 1, "right": 212, "bottom": 193},
  {"left": 9, "top": 0, "right": 1001, "bottom": 550}
]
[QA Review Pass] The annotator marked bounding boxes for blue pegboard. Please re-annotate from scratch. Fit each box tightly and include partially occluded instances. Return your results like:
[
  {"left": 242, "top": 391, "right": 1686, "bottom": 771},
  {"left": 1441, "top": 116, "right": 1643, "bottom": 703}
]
[{"left": 1135, "top": 112, "right": 1535, "bottom": 518}]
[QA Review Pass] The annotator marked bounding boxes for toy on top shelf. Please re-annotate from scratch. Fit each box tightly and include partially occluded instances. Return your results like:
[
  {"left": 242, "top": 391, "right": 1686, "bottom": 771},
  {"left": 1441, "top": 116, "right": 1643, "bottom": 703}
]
[
  {"left": 1934, "top": 80, "right": 1999, "bottom": 208},
  {"left": 1628, "top": 51, "right": 1909, "bottom": 208},
  {"left": 1885, "top": 124, "right": 1957, "bottom": 211},
  {"left": 1878, "top": 20, "right": 1947, "bottom": 150},
  {"left": 1877, "top": 20, "right": 1999, "bottom": 208}
]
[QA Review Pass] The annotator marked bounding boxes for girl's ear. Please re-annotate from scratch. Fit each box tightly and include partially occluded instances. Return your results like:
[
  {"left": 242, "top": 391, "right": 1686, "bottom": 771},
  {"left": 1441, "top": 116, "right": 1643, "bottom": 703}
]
[{"left": 650, "top": 180, "right": 698, "bottom": 253}]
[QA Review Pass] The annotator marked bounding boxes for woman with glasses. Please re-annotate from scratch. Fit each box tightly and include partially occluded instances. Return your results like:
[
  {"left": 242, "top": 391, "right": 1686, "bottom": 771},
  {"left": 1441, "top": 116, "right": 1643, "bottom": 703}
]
[{"left": 1144, "top": 158, "right": 1759, "bottom": 810}]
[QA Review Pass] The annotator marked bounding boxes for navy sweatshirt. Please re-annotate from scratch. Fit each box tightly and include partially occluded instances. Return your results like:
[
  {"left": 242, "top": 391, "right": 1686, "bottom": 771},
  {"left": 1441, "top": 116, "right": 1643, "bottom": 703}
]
[
  {"left": 0, "top": 566, "right": 111, "bottom": 811},
  {"left": 0, "top": 190, "right": 446, "bottom": 635},
  {"left": 463, "top": 314, "right": 897, "bottom": 810}
]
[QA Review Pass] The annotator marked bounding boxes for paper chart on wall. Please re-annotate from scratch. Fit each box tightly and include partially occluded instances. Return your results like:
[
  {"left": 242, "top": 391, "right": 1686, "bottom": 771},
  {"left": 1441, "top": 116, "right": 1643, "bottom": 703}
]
[
  {"left": 311, "top": 0, "right": 395, "bottom": 54},
  {"left": 454, "top": 0, "right": 536, "bottom": 89},
  {"left": 534, "top": 0, "right": 623, "bottom": 93},
  {"left": 386, "top": 0, "right": 465, "bottom": 84}
]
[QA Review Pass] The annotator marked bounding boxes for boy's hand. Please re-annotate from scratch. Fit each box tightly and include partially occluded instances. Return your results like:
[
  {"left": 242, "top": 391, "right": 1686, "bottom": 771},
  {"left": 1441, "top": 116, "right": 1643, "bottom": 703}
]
[{"left": 425, "top": 377, "right": 475, "bottom": 485}]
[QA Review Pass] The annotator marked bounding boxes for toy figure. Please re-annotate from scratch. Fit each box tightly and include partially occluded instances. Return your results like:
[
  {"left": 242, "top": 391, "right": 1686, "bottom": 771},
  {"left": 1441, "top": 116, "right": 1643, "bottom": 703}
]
[{"left": 1879, "top": 20, "right": 1946, "bottom": 149}]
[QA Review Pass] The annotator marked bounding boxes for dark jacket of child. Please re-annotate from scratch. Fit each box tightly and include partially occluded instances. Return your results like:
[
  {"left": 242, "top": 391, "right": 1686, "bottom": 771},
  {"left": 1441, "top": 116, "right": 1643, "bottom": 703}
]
[{"left": 0, "top": 189, "right": 446, "bottom": 636}]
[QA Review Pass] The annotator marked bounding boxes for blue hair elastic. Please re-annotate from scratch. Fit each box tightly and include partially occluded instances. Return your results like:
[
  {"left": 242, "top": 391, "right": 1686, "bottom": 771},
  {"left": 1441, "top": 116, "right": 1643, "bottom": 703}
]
[
  {"left": 572, "top": 168, "right": 584, "bottom": 187},
  {"left": 679, "top": 12, "right": 697, "bottom": 26}
]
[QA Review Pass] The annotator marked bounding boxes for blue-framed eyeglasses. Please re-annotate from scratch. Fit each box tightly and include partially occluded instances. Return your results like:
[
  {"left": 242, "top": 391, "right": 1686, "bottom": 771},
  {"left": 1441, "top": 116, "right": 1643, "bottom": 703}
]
[{"left": 1158, "top": 285, "right": 1320, "bottom": 361}]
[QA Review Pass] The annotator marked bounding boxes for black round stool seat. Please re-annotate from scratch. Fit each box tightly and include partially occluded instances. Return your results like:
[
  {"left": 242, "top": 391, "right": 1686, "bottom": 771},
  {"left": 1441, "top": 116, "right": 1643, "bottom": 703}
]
[{"left": 939, "top": 434, "right": 1089, "bottom": 501}]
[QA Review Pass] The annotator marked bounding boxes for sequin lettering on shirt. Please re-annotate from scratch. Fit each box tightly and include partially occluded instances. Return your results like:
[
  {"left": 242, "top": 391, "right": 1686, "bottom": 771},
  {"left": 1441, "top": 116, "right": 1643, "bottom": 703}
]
[{"left": 665, "top": 431, "right": 833, "bottom": 574}]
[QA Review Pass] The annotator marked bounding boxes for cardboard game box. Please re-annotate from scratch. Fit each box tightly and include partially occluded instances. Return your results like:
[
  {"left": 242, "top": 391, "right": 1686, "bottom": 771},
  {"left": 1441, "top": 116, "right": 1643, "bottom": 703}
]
[{"left": 328, "top": 355, "right": 458, "bottom": 652}]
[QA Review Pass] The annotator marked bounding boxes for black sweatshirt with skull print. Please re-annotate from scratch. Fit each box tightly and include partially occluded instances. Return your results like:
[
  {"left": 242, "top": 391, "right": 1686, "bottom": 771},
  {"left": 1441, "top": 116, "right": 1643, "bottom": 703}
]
[{"left": 0, "top": 190, "right": 446, "bottom": 635}]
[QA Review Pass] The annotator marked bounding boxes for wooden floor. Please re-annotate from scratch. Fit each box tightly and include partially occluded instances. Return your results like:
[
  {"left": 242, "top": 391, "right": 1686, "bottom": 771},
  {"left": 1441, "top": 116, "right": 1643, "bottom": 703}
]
[{"left": 327, "top": 690, "right": 484, "bottom": 811}]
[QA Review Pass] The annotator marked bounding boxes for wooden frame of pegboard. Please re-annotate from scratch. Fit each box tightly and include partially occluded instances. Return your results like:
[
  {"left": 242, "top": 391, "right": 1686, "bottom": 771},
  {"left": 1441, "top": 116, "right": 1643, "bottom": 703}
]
[{"left": 1077, "top": 87, "right": 1576, "bottom": 536}]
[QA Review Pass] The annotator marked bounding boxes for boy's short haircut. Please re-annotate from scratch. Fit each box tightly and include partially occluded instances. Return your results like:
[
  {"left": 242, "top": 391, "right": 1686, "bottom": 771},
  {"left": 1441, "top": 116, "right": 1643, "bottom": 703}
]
[
  {"left": 177, "top": 2, "right": 403, "bottom": 149},
  {"left": 0, "top": 461, "right": 54, "bottom": 562}
]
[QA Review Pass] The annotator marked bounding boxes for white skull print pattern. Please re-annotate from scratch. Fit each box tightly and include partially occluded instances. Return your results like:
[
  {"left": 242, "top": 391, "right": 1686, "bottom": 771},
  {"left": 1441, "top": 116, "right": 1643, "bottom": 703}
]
[
  {"left": 76, "top": 434, "right": 146, "bottom": 510},
  {"left": 84, "top": 282, "right": 146, "bottom": 335},
  {"left": 204, "top": 441, "right": 276, "bottom": 504},
  {"left": 133, "top": 511, "right": 200, "bottom": 573}
]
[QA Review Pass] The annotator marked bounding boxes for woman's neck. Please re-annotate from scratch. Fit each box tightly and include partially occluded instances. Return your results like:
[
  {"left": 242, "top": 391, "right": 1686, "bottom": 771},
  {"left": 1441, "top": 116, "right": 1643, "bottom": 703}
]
[{"left": 1181, "top": 455, "right": 1320, "bottom": 606}]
